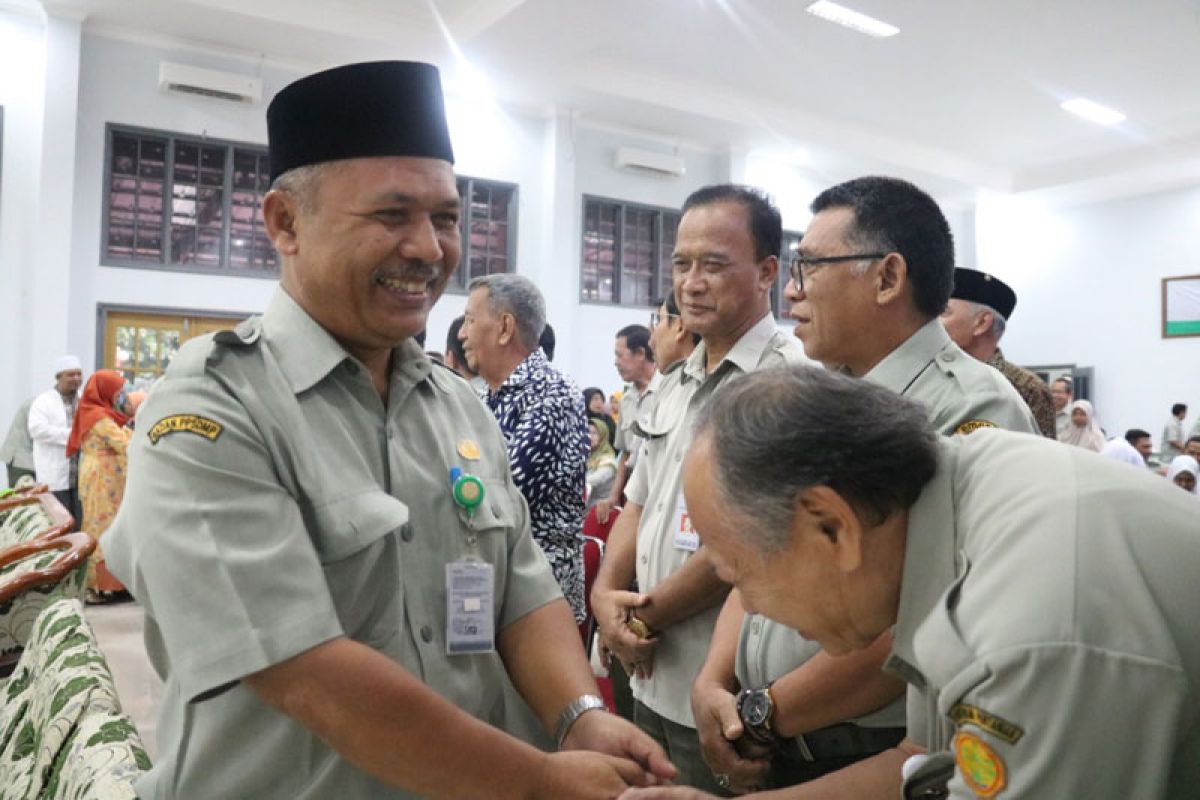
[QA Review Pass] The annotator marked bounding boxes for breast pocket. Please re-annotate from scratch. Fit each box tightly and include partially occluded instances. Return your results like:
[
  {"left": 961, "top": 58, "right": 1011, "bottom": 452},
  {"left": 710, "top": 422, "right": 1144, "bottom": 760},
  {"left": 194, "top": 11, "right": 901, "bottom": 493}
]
[{"left": 308, "top": 490, "right": 410, "bottom": 647}]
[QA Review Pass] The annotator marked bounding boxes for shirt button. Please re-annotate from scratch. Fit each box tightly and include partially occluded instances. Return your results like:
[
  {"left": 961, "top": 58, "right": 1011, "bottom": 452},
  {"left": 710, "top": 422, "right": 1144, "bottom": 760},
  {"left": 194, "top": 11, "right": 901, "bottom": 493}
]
[
  {"left": 400, "top": 523, "right": 413, "bottom": 542},
  {"left": 420, "top": 625, "right": 433, "bottom": 643},
  {"left": 640, "top": 555, "right": 648, "bottom": 564},
  {"left": 940, "top": 352, "right": 955, "bottom": 362},
  {"left": 751, "top": 620, "right": 762, "bottom": 634}
]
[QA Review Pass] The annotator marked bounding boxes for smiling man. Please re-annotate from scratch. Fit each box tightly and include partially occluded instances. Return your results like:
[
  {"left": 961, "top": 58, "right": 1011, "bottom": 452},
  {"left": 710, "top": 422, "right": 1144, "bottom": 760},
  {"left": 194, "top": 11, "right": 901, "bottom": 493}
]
[
  {"left": 621, "top": 364, "right": 1200, "bottom": 799},
  {"left": 106, "top": 61, "right": 672, "bottom": 799}
]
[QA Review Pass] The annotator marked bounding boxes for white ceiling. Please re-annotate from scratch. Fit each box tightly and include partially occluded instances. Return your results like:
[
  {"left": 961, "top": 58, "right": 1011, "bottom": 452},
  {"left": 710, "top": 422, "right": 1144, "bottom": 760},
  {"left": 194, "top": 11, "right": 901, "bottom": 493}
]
[{"left": 26, "top": 0, "right": 1200, "bottom": 203}]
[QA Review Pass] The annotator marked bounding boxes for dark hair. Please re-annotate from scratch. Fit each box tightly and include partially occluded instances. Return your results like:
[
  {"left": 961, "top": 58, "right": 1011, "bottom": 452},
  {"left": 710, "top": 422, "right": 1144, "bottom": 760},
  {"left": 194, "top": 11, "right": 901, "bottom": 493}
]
[
  {"left": 1172, "top": 403, "right": 1187, "bottom": 416},
  {"left": 810, "top": 176, "right": 954, "bottom": 318},
  {"left": 617, "top": 324, "right": 654, "bottom": 362},
  {"left": 1052, "top": 376, "right": 1073, "bottom": 392},
  {"left": 1124, "top": 429, "right": 1151, "bottom": 446},
  {"left": 446, "top": 317, "right": 468, "bottom": 365},
  {"left": 682, "top": 184, "right": 782, "bottom": 262},
  {"left": 540, "top": 323, "right": 556, "bottom": 361},
  {"left": 695, "top": 365, "right": 940, "bottom": 550},
  {"left": 583, "top": 387, "right": 605, "bottom": 409},
  {"left": 652, "top": 295, "right": 702, "bottom": 346}
]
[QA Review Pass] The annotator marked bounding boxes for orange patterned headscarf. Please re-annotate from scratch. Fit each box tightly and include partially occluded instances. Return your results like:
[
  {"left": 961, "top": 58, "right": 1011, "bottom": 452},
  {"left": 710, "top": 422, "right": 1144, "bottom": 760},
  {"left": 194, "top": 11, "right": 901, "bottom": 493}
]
[{"left": 66, "top": 370, "right": 131, "bottom": 457}]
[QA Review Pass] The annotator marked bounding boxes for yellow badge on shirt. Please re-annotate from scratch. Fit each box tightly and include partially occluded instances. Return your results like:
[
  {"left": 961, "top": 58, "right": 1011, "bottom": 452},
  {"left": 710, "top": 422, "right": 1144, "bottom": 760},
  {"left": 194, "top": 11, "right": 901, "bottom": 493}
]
[
  {"left": 456, "top": 438, "right": 481, "bottom": 460},
  {"left": 955, "top": 731, "right": 1006, "bottom": 797},
  {"left": 147, "top": 414, "right": 224, "bottom": 445},
  {"left": 951, "top": 703, "right": 1024, "bottom": 745},
  {"left": 954, "top": 419, "right": 997, "bottom": 436}
]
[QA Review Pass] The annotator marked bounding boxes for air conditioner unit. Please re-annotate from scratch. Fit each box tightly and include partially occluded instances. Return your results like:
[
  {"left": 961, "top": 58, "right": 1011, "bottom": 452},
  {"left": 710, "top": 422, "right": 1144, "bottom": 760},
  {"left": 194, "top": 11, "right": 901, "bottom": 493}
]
[
  {"left": 159, "top": 62, "right": 263, "bottom": 104},
  {"left": 614, "top": 146, "right": 686, "bottom": 178}
]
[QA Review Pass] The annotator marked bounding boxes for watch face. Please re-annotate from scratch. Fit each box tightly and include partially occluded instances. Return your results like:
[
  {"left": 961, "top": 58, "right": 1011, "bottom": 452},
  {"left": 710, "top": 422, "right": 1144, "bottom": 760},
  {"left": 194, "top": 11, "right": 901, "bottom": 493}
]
[{"left": 744, "top": 691, "right": 771, "bottom": 727}]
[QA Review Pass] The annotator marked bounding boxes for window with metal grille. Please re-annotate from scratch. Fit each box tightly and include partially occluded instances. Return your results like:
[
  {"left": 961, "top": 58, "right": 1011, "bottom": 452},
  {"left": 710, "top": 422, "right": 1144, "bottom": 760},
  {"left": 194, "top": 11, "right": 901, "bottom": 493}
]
[
  {"left": 581, "top": 196, "right": 680, "bottom": 305},
  {"left": 452, "top": 176, "right": 517, "bottom": 290},
  {"left": 103, "top": 125, "right": 276, "bottom": 276}
]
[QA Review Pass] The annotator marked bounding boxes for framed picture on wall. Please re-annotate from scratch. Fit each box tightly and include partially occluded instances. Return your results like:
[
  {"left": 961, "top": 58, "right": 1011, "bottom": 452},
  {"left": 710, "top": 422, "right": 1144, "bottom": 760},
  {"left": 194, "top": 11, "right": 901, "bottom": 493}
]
[{"left": 1162, "top": 275, "right": 1200, "bottom": 338}]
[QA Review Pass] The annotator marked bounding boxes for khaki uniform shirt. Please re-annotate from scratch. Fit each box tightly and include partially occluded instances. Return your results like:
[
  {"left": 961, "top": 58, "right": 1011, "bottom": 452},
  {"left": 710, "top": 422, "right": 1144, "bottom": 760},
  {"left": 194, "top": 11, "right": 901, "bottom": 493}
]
[
  {"left": 614, "top": 371, "right": 662, "bottom": 469},
  {"left": 889, "top": 431, "right": 1200, "bottom": 798},
  {"left": 987, "top": 349, "right": 1056, "bottom": 438},
  {"left": 106, "top": 289, "right": 562, "bottom": 799},
  {"left": 626, "top": 313, "right": 804, "bottom": 727},
  {"left": 737, "top": 319, "right": 1040, "bottom": 731},
  {"left": 1162, "top": 417, "right": 1185, "bottom": 461},
  {"left": 1056, "top": 408, "right": 1070, "bottom": 438}
]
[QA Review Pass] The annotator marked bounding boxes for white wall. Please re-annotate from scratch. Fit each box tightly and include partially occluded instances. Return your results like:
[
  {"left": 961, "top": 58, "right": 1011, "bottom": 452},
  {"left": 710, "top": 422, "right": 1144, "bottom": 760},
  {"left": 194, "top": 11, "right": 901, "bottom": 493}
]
[{"left": 976, "top": 185, "right": 1200, "bottom": 441}]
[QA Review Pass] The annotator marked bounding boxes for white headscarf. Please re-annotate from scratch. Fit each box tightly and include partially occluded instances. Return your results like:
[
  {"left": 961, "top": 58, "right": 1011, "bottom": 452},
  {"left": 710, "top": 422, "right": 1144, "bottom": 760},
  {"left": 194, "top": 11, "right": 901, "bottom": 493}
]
[
  {"left": 1166, "top": 455, "right": 1199, "bottom": 494},
  {"left": 1058, "top": 399, "right": 1105, "bottom": 452},
  {"left": 1100, "top": 437, "right": 1145, "bottom": 467}
]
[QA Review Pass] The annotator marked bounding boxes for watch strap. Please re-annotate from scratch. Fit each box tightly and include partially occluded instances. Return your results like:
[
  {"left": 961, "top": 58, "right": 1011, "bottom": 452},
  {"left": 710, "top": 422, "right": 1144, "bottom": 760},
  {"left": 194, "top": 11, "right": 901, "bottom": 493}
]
[{"left": 555, "top": 693, "right": 607, "bottom": 749}]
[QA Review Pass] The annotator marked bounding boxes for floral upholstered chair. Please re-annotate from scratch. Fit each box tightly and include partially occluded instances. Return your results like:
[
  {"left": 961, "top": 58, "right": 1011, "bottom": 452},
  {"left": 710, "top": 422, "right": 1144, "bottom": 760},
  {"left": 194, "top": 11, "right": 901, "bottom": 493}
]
[
  {"left": 0, "top": 598, "right": 149, "bottom": 799},
  {"left": 0, "top": 489, "right": 73, "bottom": 549},
  {"left": 0, "top": 533, "right": 95, "bottom": 675}
]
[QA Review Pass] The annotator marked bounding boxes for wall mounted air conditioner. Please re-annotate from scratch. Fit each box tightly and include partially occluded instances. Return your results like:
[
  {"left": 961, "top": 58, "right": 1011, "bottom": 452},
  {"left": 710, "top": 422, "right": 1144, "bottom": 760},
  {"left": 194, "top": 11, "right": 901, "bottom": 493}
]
[
  {"left": 614, "top": 146, "right": 686, "bottom": 178},
  {"left": 159, "top": 62, "right": 263, "bottom": 104}
]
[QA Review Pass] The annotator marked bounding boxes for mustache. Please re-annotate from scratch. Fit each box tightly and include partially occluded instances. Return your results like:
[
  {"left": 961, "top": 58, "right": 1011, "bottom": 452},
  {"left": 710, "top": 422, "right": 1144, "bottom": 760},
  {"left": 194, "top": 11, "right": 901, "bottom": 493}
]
[{"left": 374, "top": 260, "right": 441, "bottom": 283}]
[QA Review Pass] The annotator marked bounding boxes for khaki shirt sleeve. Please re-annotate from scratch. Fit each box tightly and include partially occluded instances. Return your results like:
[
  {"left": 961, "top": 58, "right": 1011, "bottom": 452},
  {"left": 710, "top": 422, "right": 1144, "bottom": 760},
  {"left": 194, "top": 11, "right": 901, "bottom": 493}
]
[
  {"left": 624, "top": 445, "right": 649, "bottom": 507},
  {"left": 944, "top": 389, "right": 1041, "bottom": 437},
  {"left": 945, "top": 645, "right": 1187, "bottom": 799},
  {"left": 107, "top": 374, "right": 344, "bottom": 703}
]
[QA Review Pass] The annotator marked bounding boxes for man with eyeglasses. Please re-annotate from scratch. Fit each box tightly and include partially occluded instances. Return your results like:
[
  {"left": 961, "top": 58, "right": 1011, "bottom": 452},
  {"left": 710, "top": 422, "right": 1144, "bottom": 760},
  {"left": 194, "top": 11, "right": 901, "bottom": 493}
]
[
  {"left": 689, "top": 176, "right": 1039, "bottom": 795},
  {"left": 592, "top": 184, "right": 804, "bottom": 794},
  {"left": 594, "top": 324, "right": 659, "bottom": 527},
  {"left": 649, "top": 294, "right": 699, "bottom": 374}
]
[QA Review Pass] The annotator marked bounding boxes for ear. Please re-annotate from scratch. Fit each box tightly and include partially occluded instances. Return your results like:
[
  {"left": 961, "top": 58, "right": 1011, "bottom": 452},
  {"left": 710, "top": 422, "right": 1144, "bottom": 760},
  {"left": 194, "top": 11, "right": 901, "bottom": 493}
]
[
  {"left": 498, "top": 313, "right": 517, "bottom": 347},
  {"left": 795, "top": 486, "right": 865, "bottom": 573},
  {"left": 757, "top": 254, "right": 780, "bottom": 292},
  {"left": 971, "top": 308, "right": 994, "bottom": 338},
  {"left": 874, "top": 253, "right": 908, "bottom": 307},
  {"left": 263, "top": 190, "right": 300, "bottom": 257},
  {"left": 671, "top": 318, "right": 689, "bottom": 343}
]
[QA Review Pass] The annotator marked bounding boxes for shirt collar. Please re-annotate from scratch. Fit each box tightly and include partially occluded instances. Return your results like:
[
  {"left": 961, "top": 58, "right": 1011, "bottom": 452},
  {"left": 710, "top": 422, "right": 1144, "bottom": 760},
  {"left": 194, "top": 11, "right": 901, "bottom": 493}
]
[
  {"left": 261, "top": 287, "right": 430, "bottom": 394},
  {"left": 682, "top": 312, "right": 778, "bottom": 384},
  {"left": 888, "top": 437, "right": 961, "bottom": 675},
  {"left": 495, "top": 348, "right": 549, "bottom": 393},
  {"left": 863, "top": 318, "right": 950, "bottom": 394}
]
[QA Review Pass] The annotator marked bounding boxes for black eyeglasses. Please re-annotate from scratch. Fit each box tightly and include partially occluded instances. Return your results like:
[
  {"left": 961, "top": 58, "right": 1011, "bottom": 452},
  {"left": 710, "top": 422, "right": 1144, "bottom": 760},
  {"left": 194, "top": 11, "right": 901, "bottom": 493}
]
[
  {"left": 650, "top": 310, "right": 680, "bottom": 327},
  {"left": 789, "top": 253, "right": 889, "bottom": 291}
]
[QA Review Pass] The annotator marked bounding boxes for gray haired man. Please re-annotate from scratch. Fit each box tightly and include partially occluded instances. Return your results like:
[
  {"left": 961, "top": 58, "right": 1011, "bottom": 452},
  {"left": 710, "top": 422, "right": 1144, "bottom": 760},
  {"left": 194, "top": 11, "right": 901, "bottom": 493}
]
[
  {"left": 460, "top": 273, "right": 590, "bottom": 623},
  {"left": 620, "top": 364, "right": 1200, "bottom": 800}
]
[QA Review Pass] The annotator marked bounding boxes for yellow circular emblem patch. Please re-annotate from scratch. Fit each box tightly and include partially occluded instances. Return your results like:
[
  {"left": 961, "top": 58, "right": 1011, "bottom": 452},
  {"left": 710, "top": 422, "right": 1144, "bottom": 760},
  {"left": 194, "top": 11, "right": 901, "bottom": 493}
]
[
  {"left": 457, "top": 438, "right": 481, "bottom": 460},
  {"left": 955, "top": 731, "right": 1006, "bottom": 797}
]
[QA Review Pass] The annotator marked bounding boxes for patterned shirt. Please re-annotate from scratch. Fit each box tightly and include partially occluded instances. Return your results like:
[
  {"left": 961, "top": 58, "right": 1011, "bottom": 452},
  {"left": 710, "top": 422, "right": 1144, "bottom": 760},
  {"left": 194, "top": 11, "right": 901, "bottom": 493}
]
[
  {"left": 987, "top": 349, "right": 1056, "bottom": 438},
  {"left": 485, "top": 348, "right": 589, "bottom": 622}
]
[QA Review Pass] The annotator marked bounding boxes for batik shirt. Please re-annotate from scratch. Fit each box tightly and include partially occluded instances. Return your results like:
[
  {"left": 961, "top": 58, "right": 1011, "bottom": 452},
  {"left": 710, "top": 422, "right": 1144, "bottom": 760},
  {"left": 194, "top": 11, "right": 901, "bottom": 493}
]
[{"left": 485, "top": 348, "right": 589, "bottom": 621}]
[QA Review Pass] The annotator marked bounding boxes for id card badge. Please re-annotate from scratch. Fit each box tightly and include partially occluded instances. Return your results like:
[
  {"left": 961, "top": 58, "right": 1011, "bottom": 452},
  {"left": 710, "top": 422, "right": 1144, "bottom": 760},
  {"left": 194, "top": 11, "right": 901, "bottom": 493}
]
[
  {"left": 672, "top": 494, "right": 699, "bottom": 552},
  {"left": 446, "top": 559, "right": 496, "bottom": 655}
]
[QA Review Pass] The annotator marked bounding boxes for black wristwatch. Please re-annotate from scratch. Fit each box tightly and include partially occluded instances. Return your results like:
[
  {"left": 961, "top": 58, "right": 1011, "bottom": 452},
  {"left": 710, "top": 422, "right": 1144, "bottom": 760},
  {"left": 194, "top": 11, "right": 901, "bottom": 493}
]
[{"left": 736, "top": 684, "right": 779, "bottom": 746}]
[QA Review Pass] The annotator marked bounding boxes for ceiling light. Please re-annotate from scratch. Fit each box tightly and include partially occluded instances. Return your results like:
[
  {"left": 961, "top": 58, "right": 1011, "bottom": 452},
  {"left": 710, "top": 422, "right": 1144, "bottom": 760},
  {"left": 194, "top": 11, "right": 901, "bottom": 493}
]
[
  {"left": 805, "top": 1, "right": 899, "bottom": 38},
  {"left": 1060, "top": 97, "right": 1126, "bottom": 126}
]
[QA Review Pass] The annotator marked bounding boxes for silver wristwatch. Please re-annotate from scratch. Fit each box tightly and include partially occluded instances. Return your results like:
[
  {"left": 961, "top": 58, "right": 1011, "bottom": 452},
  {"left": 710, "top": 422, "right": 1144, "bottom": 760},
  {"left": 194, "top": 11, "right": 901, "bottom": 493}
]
[{"left": 554, "top": 694, "right": 607, "bottom": 749}]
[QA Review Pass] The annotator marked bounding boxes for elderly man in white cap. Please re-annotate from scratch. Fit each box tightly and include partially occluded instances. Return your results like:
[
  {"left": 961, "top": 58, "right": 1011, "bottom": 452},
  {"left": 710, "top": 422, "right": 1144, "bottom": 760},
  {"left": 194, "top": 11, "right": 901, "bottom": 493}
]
[{"left": 27, "top": 355, "right": 84, "bottom": 522}]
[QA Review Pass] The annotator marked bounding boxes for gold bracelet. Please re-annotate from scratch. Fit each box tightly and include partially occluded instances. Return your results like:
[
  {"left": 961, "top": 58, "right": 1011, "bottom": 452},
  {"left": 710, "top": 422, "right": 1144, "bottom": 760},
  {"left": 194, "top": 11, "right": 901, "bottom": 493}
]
[{"left": 626, "top": 615, "right": 654, "bottom": 640}]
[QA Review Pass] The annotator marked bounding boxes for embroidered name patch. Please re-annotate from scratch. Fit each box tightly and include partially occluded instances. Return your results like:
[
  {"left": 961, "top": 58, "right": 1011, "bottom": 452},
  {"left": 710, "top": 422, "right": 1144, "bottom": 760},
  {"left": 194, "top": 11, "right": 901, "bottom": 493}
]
[
  {"left": 955, "top": 731, "right": 1006, "bottom": 797},
  {"left": 951, "top": 703, "right": 1024, "bottom": 745},
  {"left": 147, "top": 415, "right": 224, "bottom": 445},
  {"left": 954, "top": 419, "right": 997, "bottom": 436}
]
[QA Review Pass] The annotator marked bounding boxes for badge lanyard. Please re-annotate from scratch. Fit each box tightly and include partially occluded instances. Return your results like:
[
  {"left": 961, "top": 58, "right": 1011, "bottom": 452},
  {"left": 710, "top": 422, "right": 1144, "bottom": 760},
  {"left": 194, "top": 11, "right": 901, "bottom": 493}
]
[{"left": 446, "top": 438, "right": 495, "bottom": 654}]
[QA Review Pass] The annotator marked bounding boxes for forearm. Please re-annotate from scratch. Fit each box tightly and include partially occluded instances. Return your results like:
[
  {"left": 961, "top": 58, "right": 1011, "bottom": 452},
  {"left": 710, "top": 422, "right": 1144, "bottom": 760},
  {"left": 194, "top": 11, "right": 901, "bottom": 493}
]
[
  {"left": 771, "top": 632, "right": 906, "bottom": 738},
  {"left": 750, "top": 744, "right": 913, "bottom": 799},
  {"left": 593, "top": 502, "right": 641, "bottom": 595},
  {"left": 246, "top": 637, "right": 545, "bottom": 800},
  {"left": 693, "top": 589, "right": 745, "bottom": 690},
  {"left": 500, "top": 599, "right": 599, "bottom": 734},
  {"left": 637, "top": 546, "right": 730, "bottom": 633},
  {"left": 607, "top": 457, "right": 630, "bottom": 502}
]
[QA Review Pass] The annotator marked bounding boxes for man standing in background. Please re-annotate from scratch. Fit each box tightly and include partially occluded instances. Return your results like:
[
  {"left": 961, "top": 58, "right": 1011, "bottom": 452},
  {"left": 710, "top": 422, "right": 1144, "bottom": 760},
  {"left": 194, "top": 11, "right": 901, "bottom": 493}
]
[
  {"left": 594, "top": 324, "right": 659, "bottom": 524},
  {"left": 1161, "top": 403, "right": 1187, "bottom": 462},
  {"left": 1, "top": 396, "right": 36, "bottom": 487},
  {"left": 28, "top": 355, "right": 84, "bottom": 521},
  {"left": 1051, "top": 377, "right": 1073, "bottom": 438}
]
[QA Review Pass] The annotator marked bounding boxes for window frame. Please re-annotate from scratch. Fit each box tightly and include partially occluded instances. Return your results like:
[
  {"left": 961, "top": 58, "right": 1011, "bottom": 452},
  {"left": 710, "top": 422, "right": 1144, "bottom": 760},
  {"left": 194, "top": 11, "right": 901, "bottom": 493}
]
[
  {"left": 773, "top": 229, "right": 804, "bottom": 319},
  {"left": 579, "top": 194, "right": 681, "bottom": 308},
  {"left": 447, "top": 175, "right": 519, "bottom": 293},
  {"left": 100, "top": 123, "right": 278, "bottom": 279}
]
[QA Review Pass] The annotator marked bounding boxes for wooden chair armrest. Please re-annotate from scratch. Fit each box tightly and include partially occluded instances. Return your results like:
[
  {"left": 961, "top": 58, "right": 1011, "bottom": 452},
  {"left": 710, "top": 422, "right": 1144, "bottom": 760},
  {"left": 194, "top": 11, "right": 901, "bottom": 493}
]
[{"left": 0, "top": 533, "right": 96, "bottom": 605}]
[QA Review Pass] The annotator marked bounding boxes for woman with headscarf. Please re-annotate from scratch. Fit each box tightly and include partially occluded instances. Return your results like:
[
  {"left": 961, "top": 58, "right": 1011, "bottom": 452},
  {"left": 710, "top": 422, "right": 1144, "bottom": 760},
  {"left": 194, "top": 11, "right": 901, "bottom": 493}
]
[
  {"left": 1058, "top": 399, "right": 1105, "bottom": 452},
  {"left": 67, "top": 370, "right": 134, "bottom": 603},
  {"left": 1166, "top": 455, "right": 1199, "bottom": 494},
  {"left": 585, "top": 417, "right": 619, "bottom": 509},
  {"left": 582, "top": 386, "right": 618, "bottom": 450}
]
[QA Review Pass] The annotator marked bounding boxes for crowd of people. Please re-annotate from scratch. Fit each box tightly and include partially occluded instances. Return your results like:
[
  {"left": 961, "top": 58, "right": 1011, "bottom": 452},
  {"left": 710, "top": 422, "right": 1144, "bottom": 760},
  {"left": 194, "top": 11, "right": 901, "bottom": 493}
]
[{"left": 3, "top": 59, "right": 1198, "bottom": 799}]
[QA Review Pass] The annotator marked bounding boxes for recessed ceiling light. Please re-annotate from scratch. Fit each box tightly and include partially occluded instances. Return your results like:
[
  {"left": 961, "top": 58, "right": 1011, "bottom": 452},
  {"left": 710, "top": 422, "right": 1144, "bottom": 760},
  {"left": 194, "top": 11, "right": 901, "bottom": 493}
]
[
  {"left": 1061, "top": 97, "right": 1126, "bottom": 126},
  {"left": 805, "top": 1, "right": 899, "bottom": 38}
]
